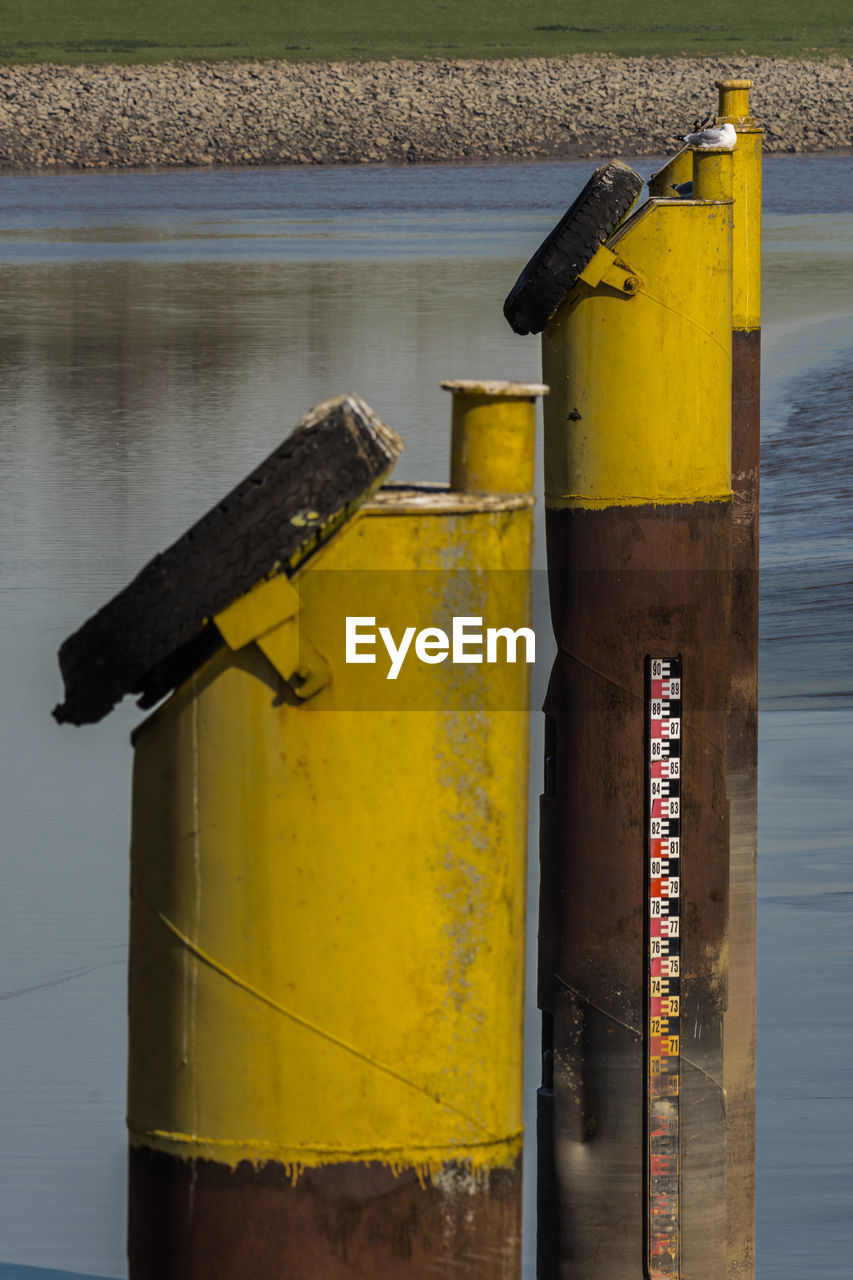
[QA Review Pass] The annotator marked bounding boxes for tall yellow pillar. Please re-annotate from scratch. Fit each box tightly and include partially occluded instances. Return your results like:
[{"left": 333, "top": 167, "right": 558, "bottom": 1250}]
[
  {"left": 715, "top": 77, "right": 762, "bottom": 1280},
  {"left": 539, "top": 181, "right": 734, "bottom": 1280},
  {"left": 125, "top": 387, "right": 544, "bottom": 1279}
]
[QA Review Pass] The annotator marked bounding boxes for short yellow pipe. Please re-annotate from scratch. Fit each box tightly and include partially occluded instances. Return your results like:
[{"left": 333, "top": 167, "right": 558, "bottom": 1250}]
[
  {"left": 693, "top": 147, "right": 735, "bottom": 204},
  {"left": 647, "top": 147, "right": 693, "bottom": 199},
  {"left": 443, "top": 378, "right": 547, "bottom": 494}
]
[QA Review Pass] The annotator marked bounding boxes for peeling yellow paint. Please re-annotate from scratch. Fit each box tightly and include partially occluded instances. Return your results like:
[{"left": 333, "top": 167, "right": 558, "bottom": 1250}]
[
  {"left": 128, "top": 491, "right": 533, "bottom": 1173},
  {"left": 546, "top": 493, "right": 732, "bottom": 510},
  {"left": 127, "top": 1125, "right": 523, "bottom": 1178}
]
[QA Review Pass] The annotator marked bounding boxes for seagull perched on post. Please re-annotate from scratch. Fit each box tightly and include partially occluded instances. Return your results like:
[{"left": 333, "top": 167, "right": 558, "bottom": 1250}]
[{"left": 682, "top": 122, "right": 737, "bottom": 149}]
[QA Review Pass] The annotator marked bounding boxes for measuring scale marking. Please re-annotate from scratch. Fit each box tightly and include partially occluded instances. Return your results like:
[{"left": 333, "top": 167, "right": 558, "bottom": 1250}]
[{"left": 646, "top": 656, "right": 682, "bottom": 1279}]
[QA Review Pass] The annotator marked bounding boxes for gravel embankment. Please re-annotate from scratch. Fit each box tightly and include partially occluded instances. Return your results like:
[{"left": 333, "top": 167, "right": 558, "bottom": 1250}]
[{"left": 0, "top": 55, "right": 850, "bottom": 170}]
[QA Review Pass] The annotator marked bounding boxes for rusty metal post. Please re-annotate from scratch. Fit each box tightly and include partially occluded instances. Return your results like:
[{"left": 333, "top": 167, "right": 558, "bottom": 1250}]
[
  {"left": 537, "top": 169, "right": 734, "bottom": 1279},
  {"left": 54, "top": 389, "right": 545, "bottom": 1280},
  {"left": 715, "top": 77, "right": 762, "bottom": 1280},
  {"left": 120, "top": 392, "right": 540, "bottom": 1280}
]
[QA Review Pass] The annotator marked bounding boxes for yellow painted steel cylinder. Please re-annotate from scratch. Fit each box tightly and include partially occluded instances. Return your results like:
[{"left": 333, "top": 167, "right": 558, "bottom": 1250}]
[
  {"left": 650, "top": 78, "right": 761, "bottom": 334},
  {"left": 126, "top": 420, "right": 535, "bottom": 1278},
  {"left": 717, "top": 76, "right": 762, "bottom": 1280},
  {"left": 443, "top": 378, "right": 547, "bottom": 494},
  {"left": 539, "top": 194, "right": 733, "bottom": 1280},
  {"left": 648, "top": 146, "right": 693, "bottom": 199},
  {"left": 693, "top": 147, "right": 735, "bottom": 204},
  {"left": 543, "top": 199, "right": 733, "bottom": 509},
  {"left": 716, "top": 79, "right": 762, "bottom": 332},
  {"left": 726, "top": 123, "right": 761, "bottom": 331}
]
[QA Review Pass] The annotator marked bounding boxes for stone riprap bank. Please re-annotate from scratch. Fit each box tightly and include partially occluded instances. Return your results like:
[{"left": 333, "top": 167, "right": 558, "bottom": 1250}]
[{"left": 0, "top": 55, "right": 849, "bottom": 169}]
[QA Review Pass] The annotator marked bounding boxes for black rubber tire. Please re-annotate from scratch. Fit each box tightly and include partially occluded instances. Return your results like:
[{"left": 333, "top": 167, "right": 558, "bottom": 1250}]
[
  {"left": 53, "top": 395, "right": 402, "bottom": 726},
  {"left": 503, "top": 161, "right": 645, "bottom": 335}
]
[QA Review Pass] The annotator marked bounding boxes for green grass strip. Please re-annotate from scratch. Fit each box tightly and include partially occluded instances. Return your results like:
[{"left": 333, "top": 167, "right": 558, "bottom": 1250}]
[{"left": 0, "top": 0, "right": 851, "bottom": 65}]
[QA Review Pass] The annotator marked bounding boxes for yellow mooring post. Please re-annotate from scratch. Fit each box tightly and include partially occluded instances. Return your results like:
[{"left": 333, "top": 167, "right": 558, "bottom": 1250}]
[
  {"left": 446, "top": 378, "right": 542, "bottom": 493},
  {"left": 535, "top": 162, "right": 734, "bottom": 1278},
  {"left": 114, "top": 384, "right": 544, "bottom": 1278},
  {"left": 714, "top": 77, "right": 762, "bottom": 1280}
]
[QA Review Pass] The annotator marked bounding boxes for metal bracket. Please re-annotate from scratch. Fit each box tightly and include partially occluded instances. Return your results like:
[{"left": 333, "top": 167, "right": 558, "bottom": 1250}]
[
  {"left": 214, "top": 574, "right": 331, "bottom": 701},
  {"left": 577, "top": 244, "right": 642, "bottom": 296}
]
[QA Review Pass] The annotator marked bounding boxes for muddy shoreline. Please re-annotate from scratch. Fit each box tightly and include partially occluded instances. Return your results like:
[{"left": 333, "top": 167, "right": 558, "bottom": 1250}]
[{"left": 0, "top": 55, "right": 850, "bottom": 171}]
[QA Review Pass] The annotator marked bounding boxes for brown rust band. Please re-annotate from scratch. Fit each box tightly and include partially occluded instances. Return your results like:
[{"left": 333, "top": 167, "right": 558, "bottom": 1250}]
[
  {"left": 129, "top": 1146, "right": 521, "bottom": 1280},
  {"left": 540, "top": 500, "right": 731, "bottom": 1280},
  {"left": 730, "top": 327, "right": 760, "bottom": 777},
  {"left": 726, "top": 326, "right": 761, "bottom": 1280},
  {"left": 544, "top": 501, "right": 731, "bottom": 1010}
]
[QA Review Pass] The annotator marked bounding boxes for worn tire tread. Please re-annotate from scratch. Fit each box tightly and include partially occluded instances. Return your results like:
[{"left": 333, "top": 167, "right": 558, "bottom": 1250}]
[
  {"left": 503, "top": 161, "right": 645, "bottom": 335},
  {"left": 53, "top": 394, "right": 403, "bottom": 726}
]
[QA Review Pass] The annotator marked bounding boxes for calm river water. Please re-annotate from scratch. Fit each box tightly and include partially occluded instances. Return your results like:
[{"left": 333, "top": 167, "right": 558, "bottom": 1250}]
[{"left": 0, "top": 154, "right": 851, "bottom": 1279}]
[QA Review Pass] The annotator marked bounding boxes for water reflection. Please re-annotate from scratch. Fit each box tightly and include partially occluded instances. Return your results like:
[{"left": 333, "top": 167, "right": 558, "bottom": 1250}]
[{"left": 0, "top": 154, "right": 851, "bottom": 1279}]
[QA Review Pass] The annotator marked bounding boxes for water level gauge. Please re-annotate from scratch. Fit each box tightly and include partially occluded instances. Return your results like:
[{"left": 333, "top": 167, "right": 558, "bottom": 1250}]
[{"left": 646, "top": 656, "right": 682, "bottom": 1279}]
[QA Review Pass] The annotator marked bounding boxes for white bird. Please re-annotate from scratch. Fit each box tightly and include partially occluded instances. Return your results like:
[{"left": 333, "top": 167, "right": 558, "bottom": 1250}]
[{"left": 682, "top": 122, "right": 737, "bottom": 150}]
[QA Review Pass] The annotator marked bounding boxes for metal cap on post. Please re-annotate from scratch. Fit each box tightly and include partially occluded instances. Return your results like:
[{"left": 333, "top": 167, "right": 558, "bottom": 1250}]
[{"left": 715, "top": 78, "right": 754, "bottom": 125}]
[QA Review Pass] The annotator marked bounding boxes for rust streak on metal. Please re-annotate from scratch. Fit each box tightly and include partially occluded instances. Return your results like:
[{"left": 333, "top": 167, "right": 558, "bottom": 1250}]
[{"left": 542, "top": 500, "right": 731, "bottom": 1279}]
